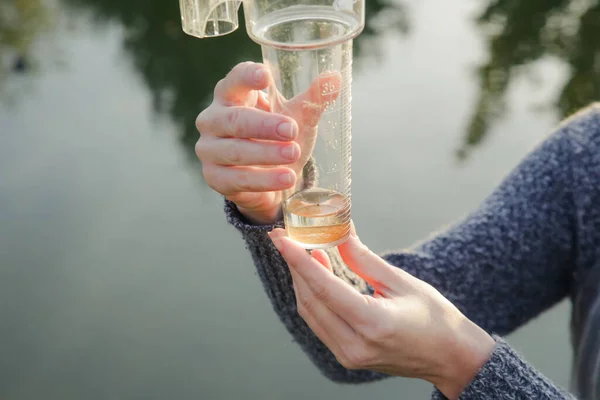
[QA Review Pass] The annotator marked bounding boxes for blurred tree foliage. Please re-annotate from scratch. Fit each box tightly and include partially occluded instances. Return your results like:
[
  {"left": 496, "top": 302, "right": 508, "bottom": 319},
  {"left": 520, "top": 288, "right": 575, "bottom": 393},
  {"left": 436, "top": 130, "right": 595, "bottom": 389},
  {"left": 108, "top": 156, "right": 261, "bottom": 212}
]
[
  {"left": 458, "top": 0, "right": 600, "bottom": 159},
  {"left": 59, "top": 0, "right": 408, "bottom": 158},
  {"left": 0, "top": 0, "right": 54, "bottom": 97},
  {"left": 8, "top": 0, "right": 597, "bottom": 161}
]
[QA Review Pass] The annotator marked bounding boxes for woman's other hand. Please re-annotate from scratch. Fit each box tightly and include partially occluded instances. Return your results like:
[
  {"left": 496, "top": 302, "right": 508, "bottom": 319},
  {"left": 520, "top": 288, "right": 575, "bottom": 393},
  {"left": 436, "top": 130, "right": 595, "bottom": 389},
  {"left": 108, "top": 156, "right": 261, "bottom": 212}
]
[{"left": 268, "top": 226, "right": 496, "bottom": 400}]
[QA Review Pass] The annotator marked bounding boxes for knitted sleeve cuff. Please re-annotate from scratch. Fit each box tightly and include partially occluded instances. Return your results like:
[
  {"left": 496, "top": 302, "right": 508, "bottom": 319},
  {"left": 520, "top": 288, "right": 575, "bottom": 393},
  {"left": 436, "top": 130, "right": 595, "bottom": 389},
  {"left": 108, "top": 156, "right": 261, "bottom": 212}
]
[
  {"left": 431, "top": 335, "right": 573, "bottom": 399},
  {"left": 224, "top": 199, "right": 284, "bottom": 234}
]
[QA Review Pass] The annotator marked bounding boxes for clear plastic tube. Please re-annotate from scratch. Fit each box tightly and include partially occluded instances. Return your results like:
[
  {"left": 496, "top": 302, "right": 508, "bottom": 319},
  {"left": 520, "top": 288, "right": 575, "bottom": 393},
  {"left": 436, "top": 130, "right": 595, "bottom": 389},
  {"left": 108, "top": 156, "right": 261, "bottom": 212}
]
[{"left": 254, "top": 6, "right": 357, "bottom": 249}]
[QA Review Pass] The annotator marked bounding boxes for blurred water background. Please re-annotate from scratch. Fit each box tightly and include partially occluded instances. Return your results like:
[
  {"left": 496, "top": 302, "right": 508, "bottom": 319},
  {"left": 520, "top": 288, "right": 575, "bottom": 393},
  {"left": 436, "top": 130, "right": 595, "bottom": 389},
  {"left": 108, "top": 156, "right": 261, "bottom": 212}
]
[{"left": 2, "top": 0, "right": 599, "bottom": 398}]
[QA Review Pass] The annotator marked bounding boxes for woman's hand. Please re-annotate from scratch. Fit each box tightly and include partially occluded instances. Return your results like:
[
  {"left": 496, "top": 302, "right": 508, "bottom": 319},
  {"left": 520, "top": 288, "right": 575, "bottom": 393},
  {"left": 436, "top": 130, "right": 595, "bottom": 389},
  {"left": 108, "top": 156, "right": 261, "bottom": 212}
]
[
  {"left": 195, "top": 62, "right": 299, "bottom": 225},
  {"left": 268, "top": 226, "right": 496, "bottom": 400},
  {"left": 195, "top": 61, "right": 340, "bottom": 225}
]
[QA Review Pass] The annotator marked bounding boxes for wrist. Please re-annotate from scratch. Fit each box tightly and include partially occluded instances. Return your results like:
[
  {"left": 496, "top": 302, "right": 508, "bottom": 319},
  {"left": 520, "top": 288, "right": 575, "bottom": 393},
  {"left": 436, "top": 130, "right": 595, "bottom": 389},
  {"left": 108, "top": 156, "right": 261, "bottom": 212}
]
[
  {"left": 432, "top": 317, "right": 496, "bottom": 400},
  {"left": 237, "top": 205, "right": 282, "bottom": 226}
]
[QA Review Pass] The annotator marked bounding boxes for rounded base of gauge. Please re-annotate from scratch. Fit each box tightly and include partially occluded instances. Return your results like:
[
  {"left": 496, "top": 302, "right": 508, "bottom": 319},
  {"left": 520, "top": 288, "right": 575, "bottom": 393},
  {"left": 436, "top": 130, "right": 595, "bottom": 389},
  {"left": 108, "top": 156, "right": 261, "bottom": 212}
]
[
  {"left": 283, "top": 187, "right": 351, "bottom": 250},
  {"left": 287, "top": 231, "right": 350, "bottom": 250}
]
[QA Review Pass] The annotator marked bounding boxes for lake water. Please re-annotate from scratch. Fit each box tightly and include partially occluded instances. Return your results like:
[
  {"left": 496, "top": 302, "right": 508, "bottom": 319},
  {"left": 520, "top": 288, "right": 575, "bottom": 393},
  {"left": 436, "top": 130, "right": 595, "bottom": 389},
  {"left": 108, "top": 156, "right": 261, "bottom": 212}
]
[{"left": 2, "top": 0, "right": 594, "bottom": 398}]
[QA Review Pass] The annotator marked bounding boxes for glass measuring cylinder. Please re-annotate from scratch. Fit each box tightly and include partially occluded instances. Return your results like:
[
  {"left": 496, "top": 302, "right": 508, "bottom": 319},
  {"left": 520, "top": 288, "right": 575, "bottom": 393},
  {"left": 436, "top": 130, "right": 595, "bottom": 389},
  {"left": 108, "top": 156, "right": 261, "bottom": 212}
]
[
  {"left": 179, "top": 0, "right": 364, "bottom": 249},
  {"left": 254, "top": 9, "right": 355, "bottom": 249}
]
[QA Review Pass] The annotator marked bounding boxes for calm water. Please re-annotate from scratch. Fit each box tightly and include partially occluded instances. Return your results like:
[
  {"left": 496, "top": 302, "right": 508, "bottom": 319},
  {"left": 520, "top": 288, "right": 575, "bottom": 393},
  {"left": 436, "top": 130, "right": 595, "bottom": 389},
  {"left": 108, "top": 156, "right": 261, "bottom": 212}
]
[{"left": 2, "top": 0, "right": 596, "bottom": 398}]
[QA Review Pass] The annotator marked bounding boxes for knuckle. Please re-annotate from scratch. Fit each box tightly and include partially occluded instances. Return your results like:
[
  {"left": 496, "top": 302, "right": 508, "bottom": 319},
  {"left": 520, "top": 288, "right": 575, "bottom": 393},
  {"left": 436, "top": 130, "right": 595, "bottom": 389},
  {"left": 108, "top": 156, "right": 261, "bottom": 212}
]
[
  {"left": 237, "top": 61, "right": 256, "bottom": 76},
  {"left": 225, "top": 140, "right": 242, "bottom": 164},
  {"left": 350, "top": 350, "right": 371, "bottom": 369},
  {"left": 227, "top": 109, "right": 242, "bottom": 136},
  {"left": 194, "top": 138, "right": 206, "bottom": 161},
  {"left": 364, "top": 319, "right": 394, "bottom": 343},
  {"left": 214, "top": 78, "right": 227, "bottom": 97},
  {"left": 336, "top": 352, "right": 359, "bottom": 369},
  {"left": 298, "top": 293, "right": 314, "bottom": 314},
  {"left": 256, "top": 117, "right": 271, "bottom": 139},
  {"left": 298, "top": 293, "right": 313, "bottom": 312},
  {"left": 296, "top": 302, "right": 307, "bottom": 319},
  {"left": 339, "top": 346, "right": 371, "bottom": 370},
  {"left": 202, "top": 164, "right": 218, "bottom": 188},
  {"left": 195, "top": 109, "right": 211, "bottom": 133},
  {"left": 340, "top": 357, "right": 358, "bottom": 369},
  {"left": 311, "top": 284, "right": 329, "bottom": 301},
  {"left": 236, "top": 169, "right": 252, "bottom": 192},
  {"left": 228, "top": 61, "right": 254, "bottom": 84},
  {"left": 335, "top": 354, "right": 352, "bottom": 369}
]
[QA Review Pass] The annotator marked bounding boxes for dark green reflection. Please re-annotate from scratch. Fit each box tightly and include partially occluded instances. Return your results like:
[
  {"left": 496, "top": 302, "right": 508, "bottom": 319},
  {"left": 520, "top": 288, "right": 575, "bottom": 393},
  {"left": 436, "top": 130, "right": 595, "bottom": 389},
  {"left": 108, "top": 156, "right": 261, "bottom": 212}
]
[
  {"left": 0, "top": 0, "right": 54, "bottom": 100},
  {"left": 459, "top": 0, "right": 600, "bottom": 160},
  {"left": 58, "top": 0, "right": 408, "bottom": 160}
]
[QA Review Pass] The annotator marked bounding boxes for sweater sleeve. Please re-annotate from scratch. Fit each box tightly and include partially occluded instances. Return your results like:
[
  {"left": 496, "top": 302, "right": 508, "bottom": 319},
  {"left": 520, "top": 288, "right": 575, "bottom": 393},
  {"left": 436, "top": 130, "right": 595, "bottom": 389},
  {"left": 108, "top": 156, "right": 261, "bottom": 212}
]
[
  {"left": 431, "top": 336, "right": 576, "bottom": 400},
  {"left": 225, "top": 104, "right": 600, "bottom": 394},
  {"left": 382, "top": 119, "right": 578, "bottom": 337}
]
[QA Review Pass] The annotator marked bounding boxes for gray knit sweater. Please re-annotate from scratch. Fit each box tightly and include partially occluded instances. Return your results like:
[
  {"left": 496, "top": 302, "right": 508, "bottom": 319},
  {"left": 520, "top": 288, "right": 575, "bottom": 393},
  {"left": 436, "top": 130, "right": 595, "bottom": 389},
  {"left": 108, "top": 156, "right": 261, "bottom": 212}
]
[{"left": 224, "top": 103, "right": 600, "bottom": 399}]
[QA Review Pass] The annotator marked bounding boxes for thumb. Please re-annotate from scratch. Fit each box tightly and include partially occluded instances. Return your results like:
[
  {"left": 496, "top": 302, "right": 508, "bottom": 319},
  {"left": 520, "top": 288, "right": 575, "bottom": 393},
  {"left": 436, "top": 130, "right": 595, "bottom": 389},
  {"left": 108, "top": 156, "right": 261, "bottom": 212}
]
[
  {"left": 277, "top": 71, "right": 343, "bottom": 127},
  {"left": 338, "top": 233, "right": 408, "bottom": 298}
]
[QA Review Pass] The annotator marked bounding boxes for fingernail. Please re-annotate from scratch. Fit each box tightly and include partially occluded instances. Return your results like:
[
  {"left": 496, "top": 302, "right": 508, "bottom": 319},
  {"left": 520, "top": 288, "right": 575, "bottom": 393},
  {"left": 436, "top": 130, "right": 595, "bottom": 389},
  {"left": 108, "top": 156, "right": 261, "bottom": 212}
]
[
  {"left": 279, "top": 172, "right": 293, "bottom": 185},
  {"left": 271, "top": 235, "right": 283, "bottom": 252},
  {"left": 254, "top": 68, "right": 265, "bottom": 83},
  {"left": 268, "top": 230, "right": 282, "bottom": 245},
  {"left": 281, "top": 144, "right": 297, "bottom": 160},
  {"left": 277, "top": 122, "right": 295, "bottom": 139}
]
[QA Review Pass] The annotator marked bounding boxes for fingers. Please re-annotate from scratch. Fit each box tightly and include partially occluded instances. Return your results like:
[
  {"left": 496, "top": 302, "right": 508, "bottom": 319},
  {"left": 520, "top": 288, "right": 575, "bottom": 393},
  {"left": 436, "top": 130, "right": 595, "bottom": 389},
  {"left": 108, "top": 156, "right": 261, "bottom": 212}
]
[
  {"left": 196, "top": 106, "right": 298, "bottom": 141},
  {"left": 214, "top": 62, "right": 269, "bottom": 105},
  {"left": 197, "top": 137, "right": 301, "bottom": 166},
  {"left": 203, "top": 165, "right": 296, "bottom": 195},
  {"left": 268, "top": 229, "right": 369, "bottom": 325},
  {"left": 289, "top": 266, "right": 356, "bottom": 349},
  {"left": 338, "top": 234, "right": 410, "bottom": 298}
]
